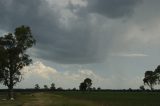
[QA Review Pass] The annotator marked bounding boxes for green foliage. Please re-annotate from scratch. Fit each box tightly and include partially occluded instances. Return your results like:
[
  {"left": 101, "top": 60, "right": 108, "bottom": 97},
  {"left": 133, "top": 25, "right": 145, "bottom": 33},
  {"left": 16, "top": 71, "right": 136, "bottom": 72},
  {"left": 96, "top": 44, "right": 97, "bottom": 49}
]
[
  {"left": 1, "top": 92, "right": 159, "bottom": 106},
  {"left": 79, "top": 82, "right": 87, "bottom": 91},
  {"left": 154, "top": 65, "right": 160, "bottom": 83},
  {"left": 97, "top": 87, "right": 101, "bottom": 91},
  {"left": 0, "top": 25, "right": 35, "bottom": 98},
  {"left": 50, "top": 83, "right": 55, "bottom": 90},
  {"left": 143, "top": 71, "right": 157, "bottom": 90},
  {"left": 44, "top": 85, "right": 48, "bottom": 89},
  {"left": 155, "top": 65, "right": 160, "bottom": 73},
  {"left": 35, "top": 84, "right": 40, "bottom": 89},
  {"left": 143, "top": 65, "right": 160, "bottom": 90},
  {"left": 84, "top": 78, "right": 92, "bottom": 90},
  {"left": 139, "top": 85, "right": 145, "bottom": 90},
  {"left": 79, "top": 78, "right": 92, "bottom": 91}
]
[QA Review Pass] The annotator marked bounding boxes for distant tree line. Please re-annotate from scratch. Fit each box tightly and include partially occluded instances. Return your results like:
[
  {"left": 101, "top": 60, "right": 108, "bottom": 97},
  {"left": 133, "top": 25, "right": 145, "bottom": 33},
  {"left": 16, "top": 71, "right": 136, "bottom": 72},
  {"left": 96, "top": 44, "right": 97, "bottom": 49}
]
[
  {"left": 35, "top": 83, "right": 56, "bottom": 90},
  {"left": 32, "top": 78, "right": 103, "bottom": 92}
]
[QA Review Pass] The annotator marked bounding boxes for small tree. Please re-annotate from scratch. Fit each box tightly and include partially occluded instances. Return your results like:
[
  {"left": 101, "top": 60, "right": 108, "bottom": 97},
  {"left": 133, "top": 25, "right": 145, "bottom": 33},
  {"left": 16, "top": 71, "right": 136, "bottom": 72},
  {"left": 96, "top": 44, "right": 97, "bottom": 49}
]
[
  {"left": 97, "top": 87, "right": 101, "bottom": 91},
  {"left": 50, "top": 83, "right": 55, "bottom": 90},
  {"left": 139, "top": 85, "right": 145, "bottom": 91},
  {"left": 92, "top": 87, "right": 96, "bottom": 91},
  {"left": 35, "top": 84, "right": 40, "bottom": 90},
  {"left": 44, "top": 85, "right": 48, "bottom": 89},
  {"left": 0, "top": 25, "right": 35, "bottom": 99},
  {"left": 72, "top": 87, "right": 77, "bottom": 91}
]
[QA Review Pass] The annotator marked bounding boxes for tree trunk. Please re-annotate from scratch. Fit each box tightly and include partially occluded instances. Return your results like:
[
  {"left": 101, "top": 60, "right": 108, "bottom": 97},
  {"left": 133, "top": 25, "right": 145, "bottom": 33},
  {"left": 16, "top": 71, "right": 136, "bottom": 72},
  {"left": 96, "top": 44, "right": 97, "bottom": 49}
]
[
  {"left": 8, "top": 86, "right": 14, "bottom": 100},
  {"left": 150, "top": 84, "right": 154, "bottom": 91},
  {"left": 8, "top": 71, "right": 14, "bottom": 100}
]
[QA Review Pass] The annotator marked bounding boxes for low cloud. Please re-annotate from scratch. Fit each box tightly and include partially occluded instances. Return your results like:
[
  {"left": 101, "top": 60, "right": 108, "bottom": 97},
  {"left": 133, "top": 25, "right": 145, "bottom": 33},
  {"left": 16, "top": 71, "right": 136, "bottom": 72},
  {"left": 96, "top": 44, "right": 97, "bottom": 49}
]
[
  {"left": 14, "top": 61, "right": 143, "bottom": 89},
  {"left": 69, "top": 0, "right": 142, "bottom": 18},
  {"left": 111, "top": 53, "right": 148, "bottom": 57},
  {"left": 20, "top": 61, "right": 107, "bottom": 88}
]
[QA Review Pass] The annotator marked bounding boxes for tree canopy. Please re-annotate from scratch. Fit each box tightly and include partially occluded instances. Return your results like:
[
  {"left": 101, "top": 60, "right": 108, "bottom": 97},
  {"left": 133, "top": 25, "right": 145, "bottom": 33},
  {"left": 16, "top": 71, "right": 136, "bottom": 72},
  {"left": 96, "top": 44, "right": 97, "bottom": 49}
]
[
  {"left": 143, "top": 65, "right": 160, "bottom": 90},
  {"left": 50, "top": 83, "right": 56, "bottom": 90},
  {"left": 79, "top": 78, "right": 92, "bottom": 91},
  {"left": 143, "top": 71, "right": 157, "bottom": 90}
]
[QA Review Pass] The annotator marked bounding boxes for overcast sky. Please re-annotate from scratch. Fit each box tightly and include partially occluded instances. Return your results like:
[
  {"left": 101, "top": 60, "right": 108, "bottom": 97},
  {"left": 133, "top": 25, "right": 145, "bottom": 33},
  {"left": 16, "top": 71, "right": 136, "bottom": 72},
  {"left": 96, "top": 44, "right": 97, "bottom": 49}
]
[{"left": 0, "top": 0, "right": 160, "bottom": 89}]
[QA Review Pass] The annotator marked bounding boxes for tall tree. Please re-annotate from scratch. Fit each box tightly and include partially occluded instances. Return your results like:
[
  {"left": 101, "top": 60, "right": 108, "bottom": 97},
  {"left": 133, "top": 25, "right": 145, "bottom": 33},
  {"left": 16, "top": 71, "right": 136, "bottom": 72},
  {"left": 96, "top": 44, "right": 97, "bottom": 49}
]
[
  {"left": 143, "top": 71, "right": 157, "bottom": 90},
  {"left": 0, "top": 25, "right": 35, "bottom": 99}
]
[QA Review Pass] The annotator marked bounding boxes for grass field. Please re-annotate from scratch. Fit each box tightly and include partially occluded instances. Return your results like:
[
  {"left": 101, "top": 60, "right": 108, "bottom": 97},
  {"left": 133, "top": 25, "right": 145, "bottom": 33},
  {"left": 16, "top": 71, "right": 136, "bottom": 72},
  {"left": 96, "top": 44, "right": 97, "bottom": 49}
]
[{"left": 0, "top": 91, "right": 160, "bottom": 106}]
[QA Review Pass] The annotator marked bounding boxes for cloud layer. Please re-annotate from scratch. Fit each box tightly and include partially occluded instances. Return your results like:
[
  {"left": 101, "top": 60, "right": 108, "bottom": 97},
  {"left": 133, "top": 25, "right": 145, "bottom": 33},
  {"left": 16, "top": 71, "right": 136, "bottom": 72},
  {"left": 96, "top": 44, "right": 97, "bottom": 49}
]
[
  {"left": 0, "top": 0, "right": 142, "bottom": 64},
  {"left": 17, "top": 61, "right": 142, "bottom": 89},
  {"left": 20, "top": 61, "right": 107, "bottom": 88},
  {"left": 70, "top": 0, "right": 142, "bottom": 18}
]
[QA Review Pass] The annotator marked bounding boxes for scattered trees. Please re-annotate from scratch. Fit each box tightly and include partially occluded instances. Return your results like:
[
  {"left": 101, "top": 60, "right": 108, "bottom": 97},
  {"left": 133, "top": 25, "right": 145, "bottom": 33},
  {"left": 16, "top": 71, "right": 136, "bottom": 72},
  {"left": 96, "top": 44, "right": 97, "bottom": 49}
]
[
  {"left": 0, "top": 25, "right": 35, "bottom": 99},
  {"left": 35, "top": 84, "right": 40, "bottom": 90}
]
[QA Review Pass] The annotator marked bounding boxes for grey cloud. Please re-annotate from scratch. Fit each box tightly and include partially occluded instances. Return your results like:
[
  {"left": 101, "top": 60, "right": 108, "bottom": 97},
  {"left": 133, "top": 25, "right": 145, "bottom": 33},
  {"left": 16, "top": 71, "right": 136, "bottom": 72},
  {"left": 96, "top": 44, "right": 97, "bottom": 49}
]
[
  {"left": 0, "top": 0, "right": 141, "bottom": 64},
  {"left": 69, "top": 0, "right": 142, "bottom": 18}
]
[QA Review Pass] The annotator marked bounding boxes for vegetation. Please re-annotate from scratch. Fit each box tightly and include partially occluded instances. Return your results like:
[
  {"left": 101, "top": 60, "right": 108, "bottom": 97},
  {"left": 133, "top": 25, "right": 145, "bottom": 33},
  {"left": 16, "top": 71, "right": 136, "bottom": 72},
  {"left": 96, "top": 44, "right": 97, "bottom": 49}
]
[
  {"left": 44, "top": 85, "right": 49, "bottom": 89},
  {"left": 0, "top": 91, "right": 160, "bottom": 106},
  {"left": 143, "top": 65, "right": 160, "bottom": 90},
  {"left": 35, "top": 84, "right": 40, "bottom": 90},
  {"left": 79, "top": 78, "right": 92, "bottom": 91},
  {"left": 50, "top": 83, "right": 56, "bottom": 90},
  {"left": 0, "top": 26, "right": 35, "bottom": 99},
  {"left": 143, "top": 71, "right": 157, "bottom": 90},
  {"left": 139, "top": 85, "right": 145, "bottom": 91},
  {"left": 0, "top": 26, "right": 160, "bottom": 105}
]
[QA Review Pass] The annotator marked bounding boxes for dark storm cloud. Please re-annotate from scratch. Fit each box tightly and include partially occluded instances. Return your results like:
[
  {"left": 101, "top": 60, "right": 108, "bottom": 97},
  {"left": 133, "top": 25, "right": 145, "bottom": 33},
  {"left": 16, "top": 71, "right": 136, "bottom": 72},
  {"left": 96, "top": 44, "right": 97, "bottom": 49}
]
[
  {"left": 0, "top": 0, "right": 46, "bottom": 29},
  {"left": 88, "top": 0, "right": 142, "bottom": 18},
  {"left": 0, "top": 0, "right": 142, "bottom": 64},
  {"left": 69, "top": 0, "right": 142, "bottom": 18}
]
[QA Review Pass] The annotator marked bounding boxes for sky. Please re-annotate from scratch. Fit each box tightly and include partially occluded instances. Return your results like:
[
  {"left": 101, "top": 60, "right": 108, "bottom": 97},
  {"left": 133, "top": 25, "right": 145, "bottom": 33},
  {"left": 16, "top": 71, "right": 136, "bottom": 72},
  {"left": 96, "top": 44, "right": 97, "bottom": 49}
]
[{"left": 0, "top": 0, "right": 160, "bottom": 89}]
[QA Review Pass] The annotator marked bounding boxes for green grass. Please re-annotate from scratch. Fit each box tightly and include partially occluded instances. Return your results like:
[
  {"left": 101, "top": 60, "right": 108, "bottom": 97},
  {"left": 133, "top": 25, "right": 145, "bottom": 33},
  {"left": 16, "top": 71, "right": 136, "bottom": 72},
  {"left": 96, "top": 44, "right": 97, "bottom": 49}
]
[{"left": 0, "top": 91, "right": 160, "bottom": 106}]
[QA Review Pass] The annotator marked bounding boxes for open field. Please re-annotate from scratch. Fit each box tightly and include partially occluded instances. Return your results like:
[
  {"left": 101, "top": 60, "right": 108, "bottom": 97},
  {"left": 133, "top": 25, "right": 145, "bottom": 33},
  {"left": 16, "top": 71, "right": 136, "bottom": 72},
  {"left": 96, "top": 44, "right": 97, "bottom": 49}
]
[{"left": 0, "top": 91, "right": 160, "bottom": 106}]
